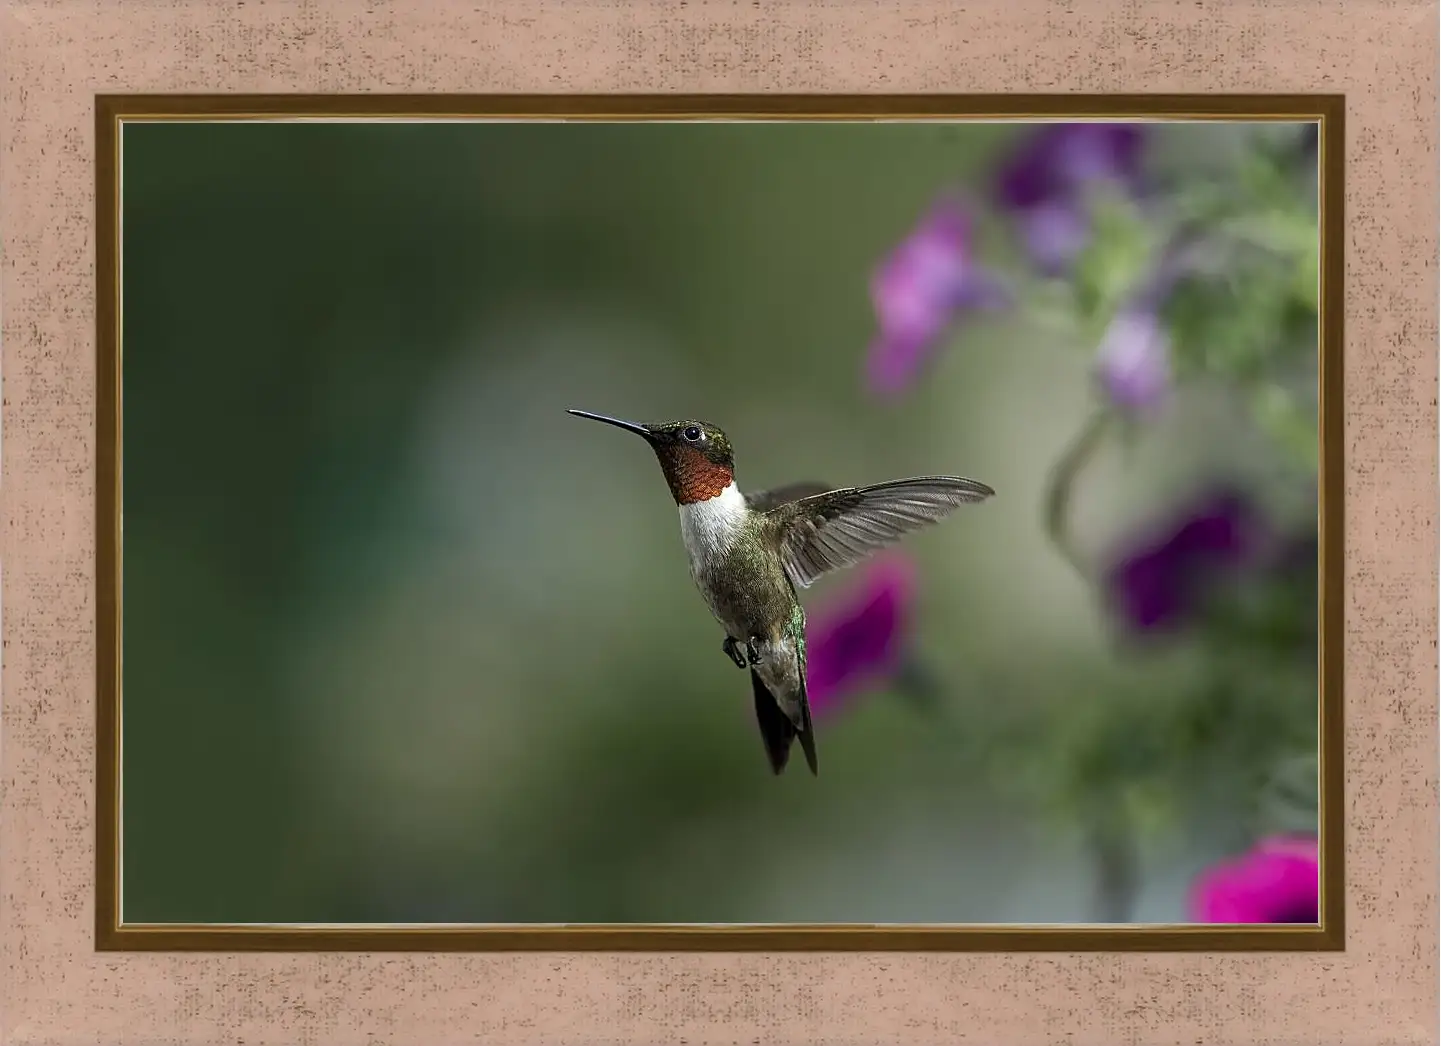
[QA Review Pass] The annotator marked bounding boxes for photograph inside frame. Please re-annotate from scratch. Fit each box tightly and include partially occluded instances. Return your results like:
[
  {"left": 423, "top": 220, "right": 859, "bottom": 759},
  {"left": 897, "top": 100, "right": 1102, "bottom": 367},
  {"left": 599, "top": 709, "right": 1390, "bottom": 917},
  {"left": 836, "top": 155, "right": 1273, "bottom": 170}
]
[{"left": 111, "top": 109, "right": 1324, "bottom": 930}]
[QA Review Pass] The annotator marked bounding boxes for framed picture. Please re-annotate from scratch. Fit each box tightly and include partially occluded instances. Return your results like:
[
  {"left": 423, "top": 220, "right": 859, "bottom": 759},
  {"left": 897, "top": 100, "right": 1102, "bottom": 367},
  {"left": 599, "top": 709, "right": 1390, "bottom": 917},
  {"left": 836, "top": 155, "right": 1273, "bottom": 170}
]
[
  {"left": 97, "top": 95, "right": 1340, "bottom": 951},
  {"left": 3, "top": 5, "right": 1433, "bottom": 1043}
]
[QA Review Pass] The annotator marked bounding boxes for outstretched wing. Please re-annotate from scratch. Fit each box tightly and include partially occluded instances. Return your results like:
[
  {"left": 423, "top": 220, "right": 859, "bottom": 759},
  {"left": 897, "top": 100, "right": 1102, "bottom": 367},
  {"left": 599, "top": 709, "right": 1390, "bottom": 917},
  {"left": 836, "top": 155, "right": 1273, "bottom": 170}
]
[
  {"left": 743, "top": 481, "right": 832, "bottom": 514},
  {"left": 766, "top": 476, "right": 994, "bottom": 589}
]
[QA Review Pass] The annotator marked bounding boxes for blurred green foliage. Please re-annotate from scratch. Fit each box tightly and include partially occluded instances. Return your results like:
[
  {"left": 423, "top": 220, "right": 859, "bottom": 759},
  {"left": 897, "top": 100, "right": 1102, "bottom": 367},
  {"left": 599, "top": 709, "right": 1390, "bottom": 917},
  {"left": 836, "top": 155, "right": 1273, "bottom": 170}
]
[{"left": 1070, "top": 192, "right": 1162, "bottom": 333}]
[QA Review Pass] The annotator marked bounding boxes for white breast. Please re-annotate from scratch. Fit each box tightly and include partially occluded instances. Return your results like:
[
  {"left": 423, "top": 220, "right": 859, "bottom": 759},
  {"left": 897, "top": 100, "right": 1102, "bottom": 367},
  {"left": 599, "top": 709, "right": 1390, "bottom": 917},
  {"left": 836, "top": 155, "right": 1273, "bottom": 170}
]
[{"left": 678, "top": 481, "right": 748, "bottom": 570}]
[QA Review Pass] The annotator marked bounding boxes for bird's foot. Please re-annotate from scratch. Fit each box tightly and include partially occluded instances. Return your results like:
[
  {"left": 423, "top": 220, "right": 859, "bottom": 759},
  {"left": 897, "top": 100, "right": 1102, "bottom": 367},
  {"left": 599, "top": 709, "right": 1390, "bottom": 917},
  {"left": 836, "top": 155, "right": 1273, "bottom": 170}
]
[
  {"left": 745, "top": 636, "right": 765, "bottom": 666},
  {"left": 722, "top": 636, "right": 749, "bottom": 670}
]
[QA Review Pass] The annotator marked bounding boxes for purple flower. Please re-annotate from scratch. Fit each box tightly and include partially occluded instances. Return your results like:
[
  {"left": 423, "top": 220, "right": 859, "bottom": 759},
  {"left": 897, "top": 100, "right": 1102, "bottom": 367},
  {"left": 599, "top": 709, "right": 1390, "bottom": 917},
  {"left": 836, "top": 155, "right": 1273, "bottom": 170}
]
[
  {"left": 996, "top": 123, "right": 1148, "bottom": 273},
  {"left": 1189, "top": 835, "right": 1319, "bottom": 923},
  {"left": 998, "top": 123, "right": 1148, "bottom": 210},
  {"left": 1096, "top": 306, "right": 1172, "bottom": 413},
  {"left": 1105, "top": 489, "right": 1268, "bottom": 632},
  {"left": 1092, "top": 229, "right": 1228, "bottom": 414},
  {"left": 867, "top": 200, "right": 1010, "bottom": 396},
  {"left": 805, "top": 556, "right": 917, "bottom": 716},
  {"left": 1015, "top": 200, "right": 1094, "bottom": 274}
]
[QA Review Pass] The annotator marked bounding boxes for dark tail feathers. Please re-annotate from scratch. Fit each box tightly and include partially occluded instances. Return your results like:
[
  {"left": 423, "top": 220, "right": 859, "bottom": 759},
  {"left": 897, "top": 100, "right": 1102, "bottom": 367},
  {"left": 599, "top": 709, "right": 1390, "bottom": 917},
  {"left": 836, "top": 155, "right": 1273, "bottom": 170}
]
[{"left": 750, "top": 669, "right": 818, "bottom": 776}]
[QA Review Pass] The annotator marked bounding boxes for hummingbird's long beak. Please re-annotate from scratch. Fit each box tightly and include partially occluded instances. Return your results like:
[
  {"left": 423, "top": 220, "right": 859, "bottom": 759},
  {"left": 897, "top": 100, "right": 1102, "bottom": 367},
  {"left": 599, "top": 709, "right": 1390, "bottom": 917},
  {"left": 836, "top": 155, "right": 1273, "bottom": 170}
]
[{"left": 566, "top": 409, "right": 654, "bottom": 440}]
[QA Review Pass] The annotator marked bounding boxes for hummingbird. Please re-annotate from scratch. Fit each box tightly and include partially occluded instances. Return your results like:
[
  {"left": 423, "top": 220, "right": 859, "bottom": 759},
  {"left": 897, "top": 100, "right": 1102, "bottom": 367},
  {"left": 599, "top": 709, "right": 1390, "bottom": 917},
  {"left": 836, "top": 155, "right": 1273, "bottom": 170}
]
[{"left": 567, "top": 409, "right": 994, "bottom": 777}]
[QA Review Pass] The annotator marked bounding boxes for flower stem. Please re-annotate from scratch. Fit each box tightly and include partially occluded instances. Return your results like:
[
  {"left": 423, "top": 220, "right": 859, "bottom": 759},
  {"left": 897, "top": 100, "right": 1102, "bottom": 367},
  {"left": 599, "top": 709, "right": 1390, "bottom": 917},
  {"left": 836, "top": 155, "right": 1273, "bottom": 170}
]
[{"left": 1043, "top": 408, "right": 1115, "bottom": 579}]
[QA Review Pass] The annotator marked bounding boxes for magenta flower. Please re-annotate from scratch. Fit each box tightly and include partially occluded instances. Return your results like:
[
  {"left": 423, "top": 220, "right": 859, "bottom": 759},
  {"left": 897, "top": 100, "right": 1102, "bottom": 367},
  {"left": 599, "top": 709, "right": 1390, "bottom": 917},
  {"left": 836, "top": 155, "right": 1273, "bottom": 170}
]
[
  {"left": 1189, "top": 835, "right": 1319, "bottom": 923},
  {"left": 996, "top": 123, "right": 1148, "bottom": 273},
  {"left": 867, "top": 199, "right": 1010, "bottom": 396},
  {"left": 1096, "top": 306, "right": 1172, "bottom": 413},
  {"left": 805, "top": 556, "right": 917, "bottom": 716},
  {"left": 1105, "top": 489, "right": 1269, "bottom": 632}
]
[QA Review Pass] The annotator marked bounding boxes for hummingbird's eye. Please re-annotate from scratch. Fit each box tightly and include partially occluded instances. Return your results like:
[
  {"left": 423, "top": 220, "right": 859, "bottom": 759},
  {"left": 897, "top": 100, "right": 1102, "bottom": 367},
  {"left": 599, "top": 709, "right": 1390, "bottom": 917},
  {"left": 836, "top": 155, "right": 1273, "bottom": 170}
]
[{"left": 682, "top": 425, "right": 703, "bottom": 443}]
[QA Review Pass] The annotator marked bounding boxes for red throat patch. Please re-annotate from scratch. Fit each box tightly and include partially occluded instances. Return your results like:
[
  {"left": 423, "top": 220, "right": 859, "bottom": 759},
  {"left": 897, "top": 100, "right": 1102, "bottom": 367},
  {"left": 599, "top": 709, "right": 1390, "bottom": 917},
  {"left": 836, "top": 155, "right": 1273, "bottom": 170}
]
[{"left": 656, "top": 446, "right": 734, "bottom": 504}]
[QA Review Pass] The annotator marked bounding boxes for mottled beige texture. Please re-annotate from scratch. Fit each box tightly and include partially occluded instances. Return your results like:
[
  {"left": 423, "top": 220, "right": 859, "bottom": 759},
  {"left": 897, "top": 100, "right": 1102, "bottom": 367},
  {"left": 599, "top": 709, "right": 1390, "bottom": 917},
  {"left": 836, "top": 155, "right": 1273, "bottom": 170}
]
[{"left": 1, "top": 0, "right": 1436, "bottom": 1043}]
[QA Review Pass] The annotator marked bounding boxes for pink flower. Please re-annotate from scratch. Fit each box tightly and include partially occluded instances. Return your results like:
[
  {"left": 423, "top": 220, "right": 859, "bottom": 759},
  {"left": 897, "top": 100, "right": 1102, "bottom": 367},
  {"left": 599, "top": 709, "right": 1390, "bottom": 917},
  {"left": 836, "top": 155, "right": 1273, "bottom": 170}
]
[
  {"left": 1188, "top": 835, "right": 1319, "bottom": 923},
  {"left": 867, "top": 200, "right": 1010, "bottom": 396},
  {"left": 806, "top": 556, "right": 917, "bottom": 717}
]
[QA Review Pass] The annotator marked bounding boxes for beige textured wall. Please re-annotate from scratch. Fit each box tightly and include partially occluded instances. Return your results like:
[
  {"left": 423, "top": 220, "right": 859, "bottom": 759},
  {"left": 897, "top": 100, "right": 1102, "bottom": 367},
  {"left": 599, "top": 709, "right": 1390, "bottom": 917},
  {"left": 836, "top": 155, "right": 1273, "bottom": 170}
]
[{"left": 1, "top": 1, "right": 1436, "bottom": 1044}]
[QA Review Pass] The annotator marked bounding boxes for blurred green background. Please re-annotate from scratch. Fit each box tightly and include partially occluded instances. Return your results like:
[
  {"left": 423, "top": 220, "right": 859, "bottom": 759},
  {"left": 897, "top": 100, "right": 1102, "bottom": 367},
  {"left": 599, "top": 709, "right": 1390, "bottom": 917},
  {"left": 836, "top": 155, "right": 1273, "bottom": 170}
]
[{"left": 120, "top": 121, "right": 1314, "bottom": 924}]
